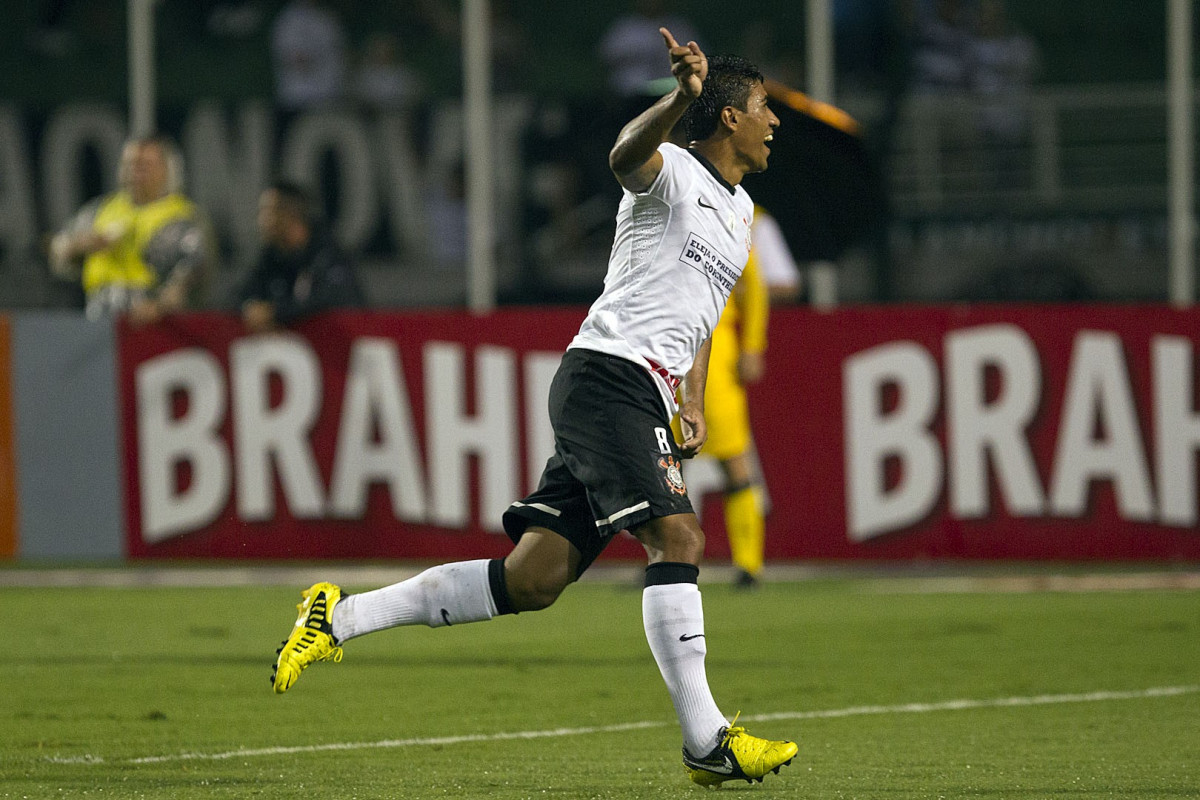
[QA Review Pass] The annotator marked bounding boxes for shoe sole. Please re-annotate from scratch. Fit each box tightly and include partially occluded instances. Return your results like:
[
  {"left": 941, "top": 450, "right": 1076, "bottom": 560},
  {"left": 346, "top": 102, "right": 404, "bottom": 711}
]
[{"left": 686, "top": 755, "right": 796, "bottom": 787}]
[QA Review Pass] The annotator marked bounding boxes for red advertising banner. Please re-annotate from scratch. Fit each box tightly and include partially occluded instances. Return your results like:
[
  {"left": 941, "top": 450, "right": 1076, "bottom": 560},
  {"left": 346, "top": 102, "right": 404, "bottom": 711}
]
[{"left": 117, "top": 306, "right": 1200, "bottom": 561}]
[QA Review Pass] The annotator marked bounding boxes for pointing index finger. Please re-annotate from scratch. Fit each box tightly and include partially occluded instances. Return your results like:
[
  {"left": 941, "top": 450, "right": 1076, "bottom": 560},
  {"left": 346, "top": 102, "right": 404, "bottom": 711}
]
[{"left": 660, "top": 27, "right": 680, "bottom": 49}]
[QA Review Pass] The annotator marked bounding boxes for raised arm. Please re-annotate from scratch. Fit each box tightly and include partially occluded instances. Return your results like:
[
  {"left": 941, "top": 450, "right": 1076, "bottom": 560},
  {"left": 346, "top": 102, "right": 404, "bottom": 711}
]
[{"left": 608, "top": 28, "right": 707, "bottom": 193}]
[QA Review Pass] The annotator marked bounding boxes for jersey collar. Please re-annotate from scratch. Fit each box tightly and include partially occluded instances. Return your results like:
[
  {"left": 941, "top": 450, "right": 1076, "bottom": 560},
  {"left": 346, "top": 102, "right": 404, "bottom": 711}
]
[{"left": 686, "top": 148, "right": 736, "bottom": 196}]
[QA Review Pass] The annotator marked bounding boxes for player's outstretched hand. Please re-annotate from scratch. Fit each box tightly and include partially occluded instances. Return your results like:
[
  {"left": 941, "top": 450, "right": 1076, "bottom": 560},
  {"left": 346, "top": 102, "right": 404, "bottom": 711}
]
[{"left": 660, "top": 27, "right": 706, "bottom": 99}]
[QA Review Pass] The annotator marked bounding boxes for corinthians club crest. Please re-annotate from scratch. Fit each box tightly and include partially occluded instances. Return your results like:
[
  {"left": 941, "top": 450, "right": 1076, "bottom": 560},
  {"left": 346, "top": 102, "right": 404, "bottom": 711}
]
[{"left": 658, "top": 455, "right": 687, "bottom": 496}]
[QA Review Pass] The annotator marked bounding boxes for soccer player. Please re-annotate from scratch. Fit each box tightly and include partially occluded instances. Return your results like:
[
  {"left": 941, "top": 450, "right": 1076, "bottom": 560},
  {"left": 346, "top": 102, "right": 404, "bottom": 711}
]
[
  {"left": 271, "top": 28, "right": 797, "bottom": 787},
  {"left": 680, "top": 227, "right": 771, "bottom": 589}
]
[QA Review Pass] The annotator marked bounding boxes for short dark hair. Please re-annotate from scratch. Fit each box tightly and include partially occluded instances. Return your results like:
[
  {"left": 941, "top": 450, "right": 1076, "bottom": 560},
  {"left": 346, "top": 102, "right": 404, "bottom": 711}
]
[
  {"left": 268, "top": 180, "right": 316, "bottom": 226},
  {"left": 680, "top": 55, "right": 765, "bottom": 143}
]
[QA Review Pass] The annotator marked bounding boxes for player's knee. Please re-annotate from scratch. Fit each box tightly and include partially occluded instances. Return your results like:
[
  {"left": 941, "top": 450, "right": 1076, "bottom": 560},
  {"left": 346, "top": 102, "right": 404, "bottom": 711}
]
[
  {"left": 503, "top": 564, "right": 571, "bottom": 612},
  {"left": 507, "top": 579, "right": 566, "bottom": 612},
  {"left": 634, "top": 514, "right": 705, "bottom": 563},
  {"left": 666, "top": 524, "right": 705, "bottom": 562},
  {"left": 721, "top": 453, "right": 754, "bottom": 489}
]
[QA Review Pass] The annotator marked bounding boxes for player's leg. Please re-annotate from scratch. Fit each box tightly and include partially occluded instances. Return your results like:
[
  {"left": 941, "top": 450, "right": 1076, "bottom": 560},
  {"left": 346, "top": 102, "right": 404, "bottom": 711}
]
[
  {"left": 333, "top": 526, "right": 579, "bottom": 640},
  {"left": 501, "top": 527, "right": 583, "bottom": 610},
  {"left": 271, "top": 531, "right": 578, "bottom": 693},
  {"left": 697, "top": 339, "right": 764, "bottom": 587},
  {"left": 632, "top": 512, "right": 797, "bottom": 786},
  {"left": 631, "top": 512, "right": 727, "bottom": 755},
  {"left": 720, "top": 451, "right": 765, "bottom": 588},
  {"left": 271, "top": 556, "right": 513, "bottom": 694}
]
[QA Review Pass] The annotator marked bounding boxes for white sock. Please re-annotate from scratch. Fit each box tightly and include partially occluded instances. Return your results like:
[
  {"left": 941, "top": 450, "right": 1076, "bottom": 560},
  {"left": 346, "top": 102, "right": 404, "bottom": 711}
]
[
  {"left": 642, "top": 582, "right": 728, "bottom": 756},
  {"left": 332, "top": 559, "right": 497, "bottom": 642}
]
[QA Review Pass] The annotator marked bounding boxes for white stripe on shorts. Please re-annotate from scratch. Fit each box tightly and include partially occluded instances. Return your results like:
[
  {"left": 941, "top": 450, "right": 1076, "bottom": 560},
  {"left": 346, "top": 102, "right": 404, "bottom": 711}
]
[
  {"left": 511, "top": 501, "right": 562, "bottom": 517},
  {"left": 595, "top": 501, "right": 650, "bottom": 528}
]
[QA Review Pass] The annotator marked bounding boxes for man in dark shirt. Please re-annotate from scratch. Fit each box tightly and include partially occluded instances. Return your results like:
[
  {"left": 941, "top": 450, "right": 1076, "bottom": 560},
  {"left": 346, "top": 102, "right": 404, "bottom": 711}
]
[{"left": 239, "top": 181, "right": 364, "bottom": 332}]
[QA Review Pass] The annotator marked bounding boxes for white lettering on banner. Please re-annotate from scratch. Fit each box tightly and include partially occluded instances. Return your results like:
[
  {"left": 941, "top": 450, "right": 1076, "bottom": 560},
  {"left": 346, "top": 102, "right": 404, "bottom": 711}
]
[
  {"left": 41, "top": 104, "right": 125, "bottom": 231},
  {"left": 135, "top": 337, "right": 558, "bottom": 542},
  {"left": 329, "top": 338, "right": 427, "bottom": 521},
  {"left": 1049, "top": 332, "right": 1154, "bottom": 520},
  {"left": 137, "top": 349, "right": 231, "bottom": 543},
  {"left": 425, "top": 343, "right": 519, "bottom": 531},
  {"left": 844, "top": 342, "right": 942, "bottom": 541},
  {"left": 1154, "top": 337, "right": 1200, "bottom": 526},
  {"left": 375, "top": 114, "right": 431, "bottom": 262},
  {"left": 183, "top": 102, "right": 273, "bottom": 268},
  {"left": 231, "top": 336, "right": 326, "bottom": 521},
  {"left": 946, "top": 325, "right": 1045, "bottom": 518},
  {"left": 845, "top": 327, "right": 1199, "bottom": 540},
  {"left": 280, "top": 112, "right": 377, "bottom": 250},
  {"left": 523, "top": 352, "right": 561, "bottom": 492}
]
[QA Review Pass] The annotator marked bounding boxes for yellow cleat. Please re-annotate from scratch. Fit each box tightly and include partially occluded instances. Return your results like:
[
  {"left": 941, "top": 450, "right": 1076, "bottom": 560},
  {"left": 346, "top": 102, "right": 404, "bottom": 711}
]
[
  {"left": 682, "top": 715, "right": 798, "bottom": 787},
  {"left": 271, "top": 582, "right": 344, "bottom": 694}
]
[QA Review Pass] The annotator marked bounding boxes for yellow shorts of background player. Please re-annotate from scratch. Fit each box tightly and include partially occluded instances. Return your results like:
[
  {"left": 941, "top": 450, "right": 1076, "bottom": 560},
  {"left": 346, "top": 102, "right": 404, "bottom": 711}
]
[{"left": 671, "top": 327, "right": 764, "bottom": 585}]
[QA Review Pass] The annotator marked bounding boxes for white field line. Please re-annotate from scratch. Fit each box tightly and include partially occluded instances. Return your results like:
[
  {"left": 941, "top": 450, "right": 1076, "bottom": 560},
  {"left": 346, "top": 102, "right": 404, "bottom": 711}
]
[{"left": 42, "top": 685, "right": 1199, "bottom": 766}]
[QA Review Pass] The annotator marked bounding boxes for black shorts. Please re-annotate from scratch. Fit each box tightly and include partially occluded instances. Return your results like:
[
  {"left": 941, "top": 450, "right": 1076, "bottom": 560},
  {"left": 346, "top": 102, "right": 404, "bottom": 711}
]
[{"left": 502, "top": 348, "right": 695, "bottom": 575}]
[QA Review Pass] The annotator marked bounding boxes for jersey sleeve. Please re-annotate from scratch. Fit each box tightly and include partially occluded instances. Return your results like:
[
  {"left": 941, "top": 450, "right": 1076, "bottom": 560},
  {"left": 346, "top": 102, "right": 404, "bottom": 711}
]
[{"left": 642, "top": 142, "right": 693, "bottom": 204}]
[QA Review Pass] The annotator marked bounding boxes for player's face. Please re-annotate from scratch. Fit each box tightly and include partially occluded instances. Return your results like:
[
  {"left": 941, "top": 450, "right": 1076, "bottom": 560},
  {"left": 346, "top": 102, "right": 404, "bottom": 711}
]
[
  {"left": 732, "top": 83, "right": 779, "bottom": 174},
  {"left": 123, "top": 142, "right": 169, "bottom": 203}
]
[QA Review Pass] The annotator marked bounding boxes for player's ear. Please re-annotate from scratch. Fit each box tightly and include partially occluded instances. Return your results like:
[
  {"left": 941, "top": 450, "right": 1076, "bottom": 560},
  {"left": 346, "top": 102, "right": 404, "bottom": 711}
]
[{"left": 720, "top": 106, "right": 739, "bottom": 132}]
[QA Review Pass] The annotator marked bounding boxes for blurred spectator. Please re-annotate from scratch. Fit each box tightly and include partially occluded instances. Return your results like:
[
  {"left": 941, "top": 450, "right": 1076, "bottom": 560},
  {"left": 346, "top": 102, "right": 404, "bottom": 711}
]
[
  {"left": 599, "top": 0, "right": 703, "bottom": 98},
  {"left": 49, "top": 136, "right": 213, "bottom": 324},
  {"left": 353, "top": 32, "right": 425, "bottom": 111},
  {"left": 239, "top": 181, "right": 364, "bottom": 333},
  {"left": 968, "top": 0, "right": 1039, "bottom": 146},
  {"left": 270, "top": 0, "right": 348, "bottom": 110},
  {"left": 911, "top": 0, "right": 971, "bottom": 93}
]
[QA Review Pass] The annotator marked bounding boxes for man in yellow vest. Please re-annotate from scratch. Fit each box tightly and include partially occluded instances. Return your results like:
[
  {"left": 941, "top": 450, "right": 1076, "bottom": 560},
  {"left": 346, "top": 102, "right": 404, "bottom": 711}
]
[{"left": 49, "top": 136, "right": 211, "bottom": 323}]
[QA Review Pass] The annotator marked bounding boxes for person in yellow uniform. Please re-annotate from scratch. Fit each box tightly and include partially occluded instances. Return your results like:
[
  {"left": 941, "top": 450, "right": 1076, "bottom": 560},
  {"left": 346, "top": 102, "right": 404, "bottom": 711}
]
[
  {"left": 674, "top": 205, "right": 771, "bottom": 588},
  {"left": 49, "top": 135, "right": 211, "bottom": 323}
]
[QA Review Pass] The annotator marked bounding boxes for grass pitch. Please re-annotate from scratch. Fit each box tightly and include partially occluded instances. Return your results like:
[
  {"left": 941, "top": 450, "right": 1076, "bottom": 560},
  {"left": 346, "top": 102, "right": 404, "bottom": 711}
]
[{"left": 4, "top": 568, "right": 1198, "bottom": 798}]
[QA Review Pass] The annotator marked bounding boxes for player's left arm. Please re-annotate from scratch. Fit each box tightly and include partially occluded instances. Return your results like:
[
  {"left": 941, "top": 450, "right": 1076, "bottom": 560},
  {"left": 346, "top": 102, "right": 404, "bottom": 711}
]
[
  {"left": 678, "top": 336, "right": 712, "bottom": 457},
  {"left": 736, "top": 253, "right": 769, "bottom": 385}
]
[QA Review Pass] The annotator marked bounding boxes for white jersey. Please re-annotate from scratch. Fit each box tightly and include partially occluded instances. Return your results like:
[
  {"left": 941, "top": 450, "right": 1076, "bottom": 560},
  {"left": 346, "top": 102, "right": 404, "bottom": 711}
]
[{"left": 570, "top": 142, "right": 755, "bottom": 412}]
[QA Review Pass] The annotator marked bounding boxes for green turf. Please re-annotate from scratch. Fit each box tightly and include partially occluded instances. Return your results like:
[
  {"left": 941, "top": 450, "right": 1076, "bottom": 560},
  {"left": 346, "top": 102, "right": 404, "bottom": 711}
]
[{"left": 4, "top": 576, "right": 1198, "bottom": 798}]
